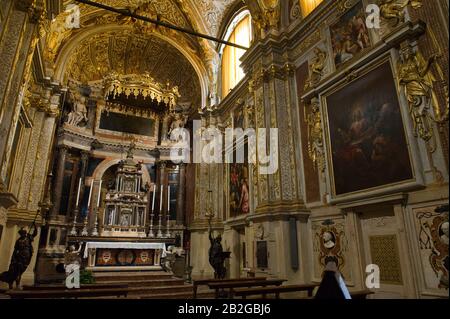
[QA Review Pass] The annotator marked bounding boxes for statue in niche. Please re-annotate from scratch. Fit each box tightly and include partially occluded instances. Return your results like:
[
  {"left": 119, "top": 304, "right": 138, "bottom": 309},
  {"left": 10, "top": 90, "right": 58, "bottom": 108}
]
[
  {"left": 0, "top": 226, "right": 37, "bottom": 289},
  {"left": 168, "top": 112, "right": 188, "bottom": 142},
  {"left": 66, "top": 90, "right": 88, "bottom": 127}
]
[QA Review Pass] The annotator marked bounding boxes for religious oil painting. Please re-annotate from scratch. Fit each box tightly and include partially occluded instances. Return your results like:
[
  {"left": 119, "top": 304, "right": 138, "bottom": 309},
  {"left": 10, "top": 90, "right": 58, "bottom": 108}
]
[
  {"left": 330, "top": 1, "right": 371, "bottom": 69},
  {"left": 325, "top": 61, "right": 413, "bottom": 196},
  {"left": 230, "top": 163, "right": 250, "bottom": 217}
]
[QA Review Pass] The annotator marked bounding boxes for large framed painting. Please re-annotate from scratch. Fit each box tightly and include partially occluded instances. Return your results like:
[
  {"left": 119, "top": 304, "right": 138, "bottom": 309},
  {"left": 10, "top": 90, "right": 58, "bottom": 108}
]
[
  {"left": 229, "top": 163, "right": 250, "bottom": 217},
  {"left": 323, "top": 60, "right": 414, "bottom": 197},
  {"left": 330, "top": 1, "right": 371, "bottom": 69}
]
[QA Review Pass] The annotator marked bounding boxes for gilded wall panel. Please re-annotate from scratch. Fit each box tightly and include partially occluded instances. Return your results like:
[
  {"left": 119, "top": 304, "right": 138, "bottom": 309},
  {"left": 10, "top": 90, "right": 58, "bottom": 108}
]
[
  {"left": 27, "top": 116, "right": 55, "bottom": 211},
  {"left": 17, "top": 111, "right": 44, "bottom": 209}
]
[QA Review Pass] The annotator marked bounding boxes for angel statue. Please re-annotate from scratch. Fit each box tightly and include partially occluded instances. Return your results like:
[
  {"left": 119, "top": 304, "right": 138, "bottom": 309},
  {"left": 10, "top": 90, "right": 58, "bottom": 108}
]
[
  {"left": 398, "top": 45, "right": 440, "bottom": 144},
  {"left": 207, "top": 212, "right": 227, "bottom": 279},
  {"left": 0, "top": 225, "right": 38, "bottom": 289}
]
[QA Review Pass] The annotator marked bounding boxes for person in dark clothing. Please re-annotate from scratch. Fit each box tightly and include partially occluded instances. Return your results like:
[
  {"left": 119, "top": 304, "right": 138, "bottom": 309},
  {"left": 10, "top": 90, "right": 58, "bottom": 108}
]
[{"left": 315, "top": 256, "right": 351, "bottom": 299}]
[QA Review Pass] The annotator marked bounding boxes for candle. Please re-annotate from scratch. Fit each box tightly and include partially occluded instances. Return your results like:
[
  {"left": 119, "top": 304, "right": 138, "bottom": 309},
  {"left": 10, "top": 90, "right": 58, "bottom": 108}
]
[
  {"left": 167, "top": 185, "right": 171, "bottom": 211},
  {"left": 97, "top": 180, "right": 103, "bottom": 207},
  {"left": 152, "top": 185, "right": 156, "bottom": 211},
  {"left": 87, "top": 179, "right": 94, "bottom": 208},
  {"left": 75, "top": 178, "right": 82, "bottom": 206},
  {"left": 159, "top": 186, "right": 163, "bottom": 211}
]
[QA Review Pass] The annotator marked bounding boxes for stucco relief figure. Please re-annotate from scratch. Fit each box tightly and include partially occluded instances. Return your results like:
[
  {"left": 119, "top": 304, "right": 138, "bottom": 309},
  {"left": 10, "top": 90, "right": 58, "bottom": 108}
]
[
  {"left": 305, "top": 99, "right": 325, "bottom": 172},
  {"left": 380, "top": 0, "right": 422, "bottom": 26},
  {"left": 67, "top": 92, "right": 88, "bottom": 127},
  {"left": 168, "top": 113, "right": 188, "bottom": 142},
  {"left": 398, "top": 46, "right": 440, "bottom": 144},
  {"left": 0, "top": 227, "right": 37, "bottom": 289},
  {"left": 305, "top": 47, "right": 327, "bottom": 90},
  {"left": 323, "top": 231, "right": 336, "bottom": 249}
]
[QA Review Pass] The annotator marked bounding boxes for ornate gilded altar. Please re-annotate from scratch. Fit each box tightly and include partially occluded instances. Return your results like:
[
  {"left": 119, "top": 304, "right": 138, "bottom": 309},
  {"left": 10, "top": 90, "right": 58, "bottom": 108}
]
[{"left": 101, "top": 151, "right": 148, "bottom": 238}]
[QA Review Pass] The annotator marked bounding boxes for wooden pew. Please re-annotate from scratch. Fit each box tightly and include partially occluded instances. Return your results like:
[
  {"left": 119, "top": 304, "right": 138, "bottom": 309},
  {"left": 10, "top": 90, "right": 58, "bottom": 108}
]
[
  {"left": 192, "top": 277, "right": 266, "bottom": 299},
  {"left": 7, "top": 287, "right": 129, "bottom": 299},
  {"left": 234, "top": 284, "right": 318, "bottom": 299},
  {"left": 208, "top": 279, "right": 286, "bottom": 299}
]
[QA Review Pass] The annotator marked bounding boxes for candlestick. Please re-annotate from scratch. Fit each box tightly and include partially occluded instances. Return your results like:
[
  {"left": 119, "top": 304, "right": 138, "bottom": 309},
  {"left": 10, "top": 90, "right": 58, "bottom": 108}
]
[
  {"left": 87, "top": 179, "right": 94, "bottom": 209},
  {"left": 152, "top": 185, "right": 156, "bottom": 211},
  {"left": 75, "top": 178, "right": 82, "bottom": 206},
  {"left": 159, "top": 185, "right": 163, "bottom": 211},
  {"left": 70, "top": 207, "right": 79, "bottom": 236},
  {"left": 91, "top": 207, "right": 99, "bottom": 236},
  {"left": 97, "top": 180, "right": 102, "bottom": 207},
  {"left": 167, "top": 185, "right": 171, "bottom": 210}
]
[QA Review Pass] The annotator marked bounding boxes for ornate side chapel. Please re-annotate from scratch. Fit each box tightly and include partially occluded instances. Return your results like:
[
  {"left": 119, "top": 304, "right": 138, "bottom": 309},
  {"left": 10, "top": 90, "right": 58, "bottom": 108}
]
[{"left": 0, "top": 0, "right": 448, "bottom": 301}]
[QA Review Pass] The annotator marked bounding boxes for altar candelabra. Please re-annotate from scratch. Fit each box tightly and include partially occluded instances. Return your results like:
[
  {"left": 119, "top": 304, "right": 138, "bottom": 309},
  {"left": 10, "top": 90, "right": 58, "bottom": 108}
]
[
  {"left": 165, "top": 214, "right": 171, "bottom": 238},
  {"left": 91, "top": 208, "right": 99, "bottom": 236},
  {"left": 165, "top": 185, "right": 171, "bottom": 238},
  {"left": 70, "top": 178, "right": 83, "bottom": 236},
  {"left": 157, "top": 214, "right": 163, "bottom": 238},
  {"left": 148, "top": 212, "right": 155, "bottom": 238},
  {"left": 81, "top": 214, "right": 89, "bottom": 236},
  {"left": 91, "top": 180, "right": 102, "bottom": 236},
  {"left": 157, "top": 184, "right": 163, "bottom": 238},
  {"left": 70, "top": 207, "right": 79, "bottom": 236}
]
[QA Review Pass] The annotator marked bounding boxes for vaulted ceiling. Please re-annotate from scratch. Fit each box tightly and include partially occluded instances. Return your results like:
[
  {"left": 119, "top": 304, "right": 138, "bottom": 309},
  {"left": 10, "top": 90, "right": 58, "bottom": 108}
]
[
  {"left": 48, "top": 0, "right": 239, "bottom": 108},
  {"left": 64, "top": 31, "right": 201, "bottom": 106}
]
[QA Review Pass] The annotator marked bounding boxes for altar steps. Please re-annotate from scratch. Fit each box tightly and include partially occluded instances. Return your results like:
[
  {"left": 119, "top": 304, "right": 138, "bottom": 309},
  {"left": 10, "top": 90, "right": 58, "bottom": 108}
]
[{"left": 92, "top": 271, "right": 214, "bottom": 299}]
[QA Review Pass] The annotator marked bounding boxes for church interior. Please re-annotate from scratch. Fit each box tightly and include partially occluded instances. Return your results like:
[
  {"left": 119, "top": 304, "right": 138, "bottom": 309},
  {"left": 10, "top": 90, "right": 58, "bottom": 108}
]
[{"left": 0, "top": 0, "right": 448, "bottom": 300}]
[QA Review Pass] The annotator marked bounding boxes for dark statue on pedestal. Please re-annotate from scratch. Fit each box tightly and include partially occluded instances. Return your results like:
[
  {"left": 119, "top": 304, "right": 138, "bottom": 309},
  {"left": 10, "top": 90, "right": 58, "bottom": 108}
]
[
  {"left": 208, "top": 218, "right": 230, "bottom": 279},
  {"left": 0, "top": 225, "right": 37, "bottom": 289}
]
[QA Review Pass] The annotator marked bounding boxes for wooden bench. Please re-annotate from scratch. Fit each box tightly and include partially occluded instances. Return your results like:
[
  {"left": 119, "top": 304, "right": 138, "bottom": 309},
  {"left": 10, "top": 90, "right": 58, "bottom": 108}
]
[
  {"left": 193, "top": 277, "right": 266, "bottom": 299},
  {"left": 208, "top": 279, "right": 286, "bottom": 299},
  {"left": 7, "top": 287, "right": 129, "bottom": 299},
  {"left": 234, "top": 284, "right": 318, "bottom": 299}
]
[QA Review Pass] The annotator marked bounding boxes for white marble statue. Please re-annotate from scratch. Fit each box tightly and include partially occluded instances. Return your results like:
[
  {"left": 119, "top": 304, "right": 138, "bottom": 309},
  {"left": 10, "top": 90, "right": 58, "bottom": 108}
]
[{"left": 67, "top": 92, "right": 88, "bottom": 127}]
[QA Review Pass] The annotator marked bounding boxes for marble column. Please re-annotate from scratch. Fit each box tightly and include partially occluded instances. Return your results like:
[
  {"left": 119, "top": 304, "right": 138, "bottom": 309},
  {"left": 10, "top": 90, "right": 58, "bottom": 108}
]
[
  {"left": 50, "top": 145, "right": 69, "bottom": 217},
  {"left": 176, "top": 163, "right": 186, "bottom": 225}
]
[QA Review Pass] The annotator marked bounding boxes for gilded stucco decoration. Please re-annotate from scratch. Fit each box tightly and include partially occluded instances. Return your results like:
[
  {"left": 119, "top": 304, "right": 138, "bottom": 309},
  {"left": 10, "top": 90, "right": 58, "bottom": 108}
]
[
  {"left": 415, "top": 205, "right": 449, "bottom": 290},
  {"left": 64, "top": 32, "right": 201, "bottom": 106},
  {"left": 304, "top": 98, "right": 325, "bottom": 172},
  {"left": 313, "top": 219, "right": 349, "bottom": 272},
  {"left": 379, "top": 0, "right": 422, "bottom": 26},
  {"left": 192, "top": 0, "right": 236, "bottom": 36},
  {"left": 103, "top": 72, "right": 181, "bottom": 110},
  {"left": 397, "top": 44, "right": 448, "bottom": 154},
  {"left": 304, "top": 47, "right": 328, "bottom": 90}
]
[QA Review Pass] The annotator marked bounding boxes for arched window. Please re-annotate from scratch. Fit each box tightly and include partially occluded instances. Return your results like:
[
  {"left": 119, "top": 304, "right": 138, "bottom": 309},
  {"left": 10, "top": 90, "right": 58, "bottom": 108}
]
[
  {"left": 300, "top": 0, "right": 323, "bottom": 17},
  {"left": 221, "top": 10, "right": 252, "bottom": 99}
]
